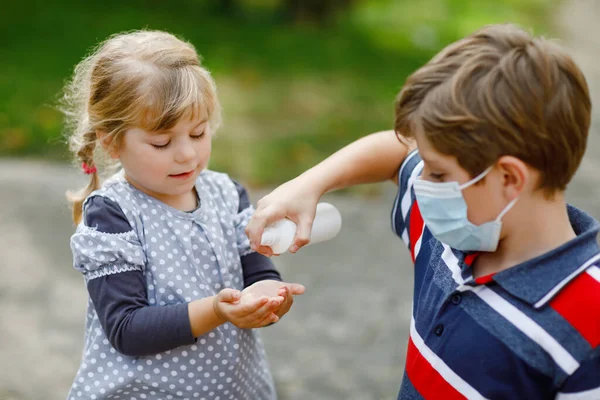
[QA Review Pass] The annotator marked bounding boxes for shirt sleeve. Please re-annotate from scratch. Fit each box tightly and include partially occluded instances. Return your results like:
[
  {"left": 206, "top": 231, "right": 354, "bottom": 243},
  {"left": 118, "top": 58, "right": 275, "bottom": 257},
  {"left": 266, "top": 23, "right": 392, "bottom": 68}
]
[
  {"left": 71, "top": 196, "right": 146, "bottom": 280},
  {"left": 556, "top": 348, "right": 600, "bottom": 399},
  {"left": 74, "top": 196, "right": 195, "bottom": 357},
  {"left": 231, "top": 179, "right": 282, "bottom": 287},
  {"left": 390, "top": 149, "right": 424, "bottom": 257}
]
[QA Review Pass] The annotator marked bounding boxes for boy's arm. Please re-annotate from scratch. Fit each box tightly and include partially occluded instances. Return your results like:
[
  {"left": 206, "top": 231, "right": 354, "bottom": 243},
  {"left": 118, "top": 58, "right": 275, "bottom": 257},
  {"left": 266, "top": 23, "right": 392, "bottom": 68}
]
[
  {"left": 295, "top": 130, "right": 413, "bottom": 194},
  {"left": 246, "top": 130, "right": 414, "bottom": 254}
]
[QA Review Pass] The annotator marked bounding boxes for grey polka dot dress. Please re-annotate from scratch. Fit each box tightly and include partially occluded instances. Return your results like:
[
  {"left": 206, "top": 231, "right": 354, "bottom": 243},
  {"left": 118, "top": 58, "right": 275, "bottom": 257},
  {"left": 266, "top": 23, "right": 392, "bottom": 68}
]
[{"left": 67, "top": 169, "right": 276, "bottom": 400}]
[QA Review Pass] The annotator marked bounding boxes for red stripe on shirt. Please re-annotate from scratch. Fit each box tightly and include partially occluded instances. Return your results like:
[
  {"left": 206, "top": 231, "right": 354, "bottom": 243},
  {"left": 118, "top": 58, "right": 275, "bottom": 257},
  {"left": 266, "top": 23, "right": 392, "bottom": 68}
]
[
  {"left": 464, "top": 253, "right": 478, "bottom": 266},
  {"left": 550, "top": 271, "right": 600, "bottom": 347},
  {"left": 475, "top": 274, "right": 495, "bottom": 285},
  {"left": 408, "top": 202, "right": 424, "bottom": 262},
  {"left": 406, "top": 337, "right": 467, "bottom": 400}
]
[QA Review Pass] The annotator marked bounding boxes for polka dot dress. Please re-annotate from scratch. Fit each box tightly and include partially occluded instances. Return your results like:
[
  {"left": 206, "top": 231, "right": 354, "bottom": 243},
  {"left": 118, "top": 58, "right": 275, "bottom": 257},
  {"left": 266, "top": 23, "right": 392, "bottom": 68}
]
[{"left": 68, "top": 170, "right": 276, "bottom": 400}]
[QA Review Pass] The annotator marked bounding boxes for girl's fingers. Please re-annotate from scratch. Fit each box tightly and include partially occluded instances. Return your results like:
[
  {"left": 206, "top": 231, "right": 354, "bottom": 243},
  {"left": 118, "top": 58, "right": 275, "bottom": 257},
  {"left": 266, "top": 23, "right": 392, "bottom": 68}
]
[
  {"left": 234, "top": 295, "right": 269, "bottom": 316},
  {"left": 283, "top": 283, "right": 305, "bottom": 295},
  {"left": 241, "top": 296, "right": 283, "bottom": 324},
  {"left": 218, "top": 288, "right": 241, "bottom": 303},
  {"left": 257, "top": 312, "right": 280, "bottom": 327}
]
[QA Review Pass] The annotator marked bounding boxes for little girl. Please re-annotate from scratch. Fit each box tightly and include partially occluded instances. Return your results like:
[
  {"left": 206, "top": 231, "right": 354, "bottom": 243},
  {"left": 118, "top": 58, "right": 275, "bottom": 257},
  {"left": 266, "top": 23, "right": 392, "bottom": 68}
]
[{"left": 62, "top": 30, "right": 304, "bottom": 400}]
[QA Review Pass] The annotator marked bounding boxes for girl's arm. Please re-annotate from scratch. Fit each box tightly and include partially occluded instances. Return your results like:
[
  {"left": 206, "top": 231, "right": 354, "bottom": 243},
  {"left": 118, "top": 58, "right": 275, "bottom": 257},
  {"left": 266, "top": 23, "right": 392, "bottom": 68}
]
[
  {"left": 88, "top": 271, "right": 195, "bottom": 356},
  {"left": 83, "top": 197, "right": 282, "bottom": 357},
  {"left": 90, "top": 270, "right": 282, "bottom": 355}
]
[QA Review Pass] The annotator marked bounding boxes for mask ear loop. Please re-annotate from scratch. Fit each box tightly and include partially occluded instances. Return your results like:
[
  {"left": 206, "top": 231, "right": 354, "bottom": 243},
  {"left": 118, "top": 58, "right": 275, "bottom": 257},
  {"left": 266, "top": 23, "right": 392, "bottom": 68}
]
[
  {"left": 458, "top": 166, "right": 494, "bottom": 190},
  {"left": 495, "top": 197, "right": 519, "bottom": 222}
]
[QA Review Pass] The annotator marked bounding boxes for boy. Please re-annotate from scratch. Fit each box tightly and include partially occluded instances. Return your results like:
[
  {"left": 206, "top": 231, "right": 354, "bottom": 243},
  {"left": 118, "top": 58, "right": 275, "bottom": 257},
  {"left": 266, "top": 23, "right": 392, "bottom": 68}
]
[{"left": 246, "top": 24, "right": 600, "bottom": 399}]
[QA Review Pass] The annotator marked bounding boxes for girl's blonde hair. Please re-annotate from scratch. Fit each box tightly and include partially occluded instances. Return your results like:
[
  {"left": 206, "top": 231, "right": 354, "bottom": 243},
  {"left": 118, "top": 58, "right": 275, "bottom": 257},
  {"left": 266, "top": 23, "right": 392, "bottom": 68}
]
[{"left": 61, "top": 30, "right": 221, "bottom": 224}]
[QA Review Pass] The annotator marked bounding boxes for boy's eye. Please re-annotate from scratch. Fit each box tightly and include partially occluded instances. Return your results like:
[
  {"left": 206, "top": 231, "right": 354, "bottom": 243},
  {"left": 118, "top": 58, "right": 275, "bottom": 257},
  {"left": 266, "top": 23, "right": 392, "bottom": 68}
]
[
  {"left": 151, "top": 141, "right": 171, "bottom": 149},
  {"left": 429, "top": 172, "right": 445, "bottom": 181},
  {"left": 190, "top": 131, "right": 205, "bottom": 139}
]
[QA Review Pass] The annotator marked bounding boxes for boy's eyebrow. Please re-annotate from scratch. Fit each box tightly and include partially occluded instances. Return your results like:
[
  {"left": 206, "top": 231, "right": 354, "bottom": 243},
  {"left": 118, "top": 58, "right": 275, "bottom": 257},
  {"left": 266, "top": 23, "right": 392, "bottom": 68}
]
[
  {"left": 421, "top": 155, "right": 447, "bottom": 170},
  {"left": 149, "top": 119, "right": 208, "bottom": 135},
  {"left": 420, "top": 154, "right": 437, "bottom": 165}
]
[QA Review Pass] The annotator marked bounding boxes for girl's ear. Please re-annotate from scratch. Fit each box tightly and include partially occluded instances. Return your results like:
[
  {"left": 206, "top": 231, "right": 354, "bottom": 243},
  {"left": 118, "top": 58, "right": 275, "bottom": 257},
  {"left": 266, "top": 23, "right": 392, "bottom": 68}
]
[{"left": 96, "top": 130, "right": 119, "bottom": 159}]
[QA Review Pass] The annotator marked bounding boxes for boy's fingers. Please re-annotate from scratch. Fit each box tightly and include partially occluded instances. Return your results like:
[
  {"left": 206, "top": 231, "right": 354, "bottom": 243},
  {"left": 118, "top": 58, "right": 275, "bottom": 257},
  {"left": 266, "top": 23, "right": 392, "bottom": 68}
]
[
  {"left": 256, "top": 245, "right": 274, "bottom": 257},
  {"left": 246, "top": 205, "right": 286, "bottom": 251},
  {"left": 290, "top": 216, "right": 314, "bottom": 253},
  {"left": 218, "top": 288, "right": 241, "bottom": 303}
]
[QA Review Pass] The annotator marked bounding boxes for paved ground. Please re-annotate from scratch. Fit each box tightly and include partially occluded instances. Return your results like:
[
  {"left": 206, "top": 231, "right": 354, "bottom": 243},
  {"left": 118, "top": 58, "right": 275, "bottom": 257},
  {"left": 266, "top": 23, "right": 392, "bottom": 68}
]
[{"left": 2, "top": 1, "right": 600, "bottom": 398}]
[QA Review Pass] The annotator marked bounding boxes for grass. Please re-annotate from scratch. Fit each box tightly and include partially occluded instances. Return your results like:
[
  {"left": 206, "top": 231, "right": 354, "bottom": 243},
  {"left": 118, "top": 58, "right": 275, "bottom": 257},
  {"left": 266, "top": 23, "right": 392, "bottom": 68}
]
[{"left": 0, "top": 0, "right": 557, "bottom": 186}]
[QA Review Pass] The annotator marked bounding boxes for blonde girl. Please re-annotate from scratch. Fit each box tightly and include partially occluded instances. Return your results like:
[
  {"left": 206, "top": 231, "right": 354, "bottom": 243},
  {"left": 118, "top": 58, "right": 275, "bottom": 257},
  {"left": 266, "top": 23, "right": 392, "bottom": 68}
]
[{"left": 62, "top": 30, "right": 304, "bottom": 400}]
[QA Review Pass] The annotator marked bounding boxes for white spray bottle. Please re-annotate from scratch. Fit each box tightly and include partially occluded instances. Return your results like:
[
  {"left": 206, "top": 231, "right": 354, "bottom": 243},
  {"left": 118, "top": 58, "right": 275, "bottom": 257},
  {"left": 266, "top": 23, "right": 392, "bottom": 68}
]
[{"left": 260, "top": 202, "right": 342, "bottom": 254}]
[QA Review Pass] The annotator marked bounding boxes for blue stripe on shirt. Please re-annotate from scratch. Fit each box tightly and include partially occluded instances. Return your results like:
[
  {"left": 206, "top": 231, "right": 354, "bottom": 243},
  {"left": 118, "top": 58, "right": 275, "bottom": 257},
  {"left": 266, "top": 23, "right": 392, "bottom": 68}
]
[
  {"left": 559, "top": 349, "right": 600, "bottom": 393},
  {"left": 392, "top": 149, "right": 421, "bottom": 240},
  {"left": 487, "top": 284, "right": 592, "bottom": 362},
  {"left": 429, "top": 305, "right": 555, "bottom": 399},
  {"left": 398, "top": 371, "right": 424, "bottom": 400},
  {"left": 410, "top": 245, "right": 565, "bottom": 383},
  {"left": 458, "top": 288, "right": 564, "bottom": 382}
]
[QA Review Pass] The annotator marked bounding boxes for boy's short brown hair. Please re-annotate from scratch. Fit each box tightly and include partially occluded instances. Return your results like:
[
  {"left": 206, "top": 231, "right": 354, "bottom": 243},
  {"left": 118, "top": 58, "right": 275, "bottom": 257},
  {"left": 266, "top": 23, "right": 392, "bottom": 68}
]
[{"left": 395, "top": 24, "right": 591, "bottom": 196}]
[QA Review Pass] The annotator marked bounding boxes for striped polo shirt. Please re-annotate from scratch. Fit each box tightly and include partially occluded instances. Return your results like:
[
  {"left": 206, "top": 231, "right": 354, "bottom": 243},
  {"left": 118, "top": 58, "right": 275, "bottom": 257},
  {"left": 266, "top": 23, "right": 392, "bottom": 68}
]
[{"left": 391, "top": 150, "right": 600, "bottom": 400}]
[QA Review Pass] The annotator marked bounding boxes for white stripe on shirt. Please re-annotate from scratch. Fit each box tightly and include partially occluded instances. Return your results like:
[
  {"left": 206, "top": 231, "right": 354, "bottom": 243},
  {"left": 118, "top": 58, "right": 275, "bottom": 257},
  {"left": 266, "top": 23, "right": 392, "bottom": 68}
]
[
  {"left": 410, "top": 317, "right": 488, "bottom": 400},
  {"left": 441, "top": 244, "right": 580, "bottom": 375},
  {"left": 557, "top": 386, "right": 600, "bottom": 400},
  {"left": 534, "top": 254, "right": 600, "bottom": 308},
  {"left": 413, "top": 224, "right": 426, "bottom": 259},
  {"left": 473, "top": 285, "right": 580, "bottom": 374},
  {"left": 400, "top": 160, "right": 424, "bottom": 222},
  {"left": 586, "top": 265, "right": 600, "bottom": 283}
]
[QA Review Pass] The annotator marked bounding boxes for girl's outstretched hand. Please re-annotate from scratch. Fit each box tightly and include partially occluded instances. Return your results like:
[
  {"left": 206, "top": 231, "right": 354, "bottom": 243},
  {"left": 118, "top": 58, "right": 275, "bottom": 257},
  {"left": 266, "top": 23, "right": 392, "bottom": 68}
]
[
  {"left": 213, "top": 287, "right": 283, "bottom": 329},
  {"left": 243, "top": 280, "right": 306, "bottom": 320}
]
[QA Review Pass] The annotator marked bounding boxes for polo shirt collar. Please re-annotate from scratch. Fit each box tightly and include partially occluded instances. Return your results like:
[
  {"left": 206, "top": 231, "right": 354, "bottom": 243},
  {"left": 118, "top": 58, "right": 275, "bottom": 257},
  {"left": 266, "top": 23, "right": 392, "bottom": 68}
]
[{"left": 488, "top": 205, "right": 600, "bottom": 308}]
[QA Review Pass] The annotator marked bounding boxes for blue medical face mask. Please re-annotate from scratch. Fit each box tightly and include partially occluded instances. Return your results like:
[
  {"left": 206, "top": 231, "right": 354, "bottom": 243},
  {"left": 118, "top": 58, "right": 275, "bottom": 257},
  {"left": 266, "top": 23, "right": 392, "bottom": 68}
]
[{"left": 413, "top": 166, "right": 518, "bottom": 252}]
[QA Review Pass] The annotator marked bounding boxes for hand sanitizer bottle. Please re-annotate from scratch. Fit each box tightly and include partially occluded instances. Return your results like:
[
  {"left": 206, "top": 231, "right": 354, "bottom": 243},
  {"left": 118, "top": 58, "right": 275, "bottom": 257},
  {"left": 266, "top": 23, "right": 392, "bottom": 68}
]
[{"left": 260, "top": 202, "right": 342, "bottom": 254}]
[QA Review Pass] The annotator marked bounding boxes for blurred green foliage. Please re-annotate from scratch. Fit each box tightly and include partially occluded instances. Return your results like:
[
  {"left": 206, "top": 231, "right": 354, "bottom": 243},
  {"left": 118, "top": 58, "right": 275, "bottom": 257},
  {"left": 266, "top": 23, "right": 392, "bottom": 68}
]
[{"left": 0, "top": 0, "right": 557, "bottom": 185}]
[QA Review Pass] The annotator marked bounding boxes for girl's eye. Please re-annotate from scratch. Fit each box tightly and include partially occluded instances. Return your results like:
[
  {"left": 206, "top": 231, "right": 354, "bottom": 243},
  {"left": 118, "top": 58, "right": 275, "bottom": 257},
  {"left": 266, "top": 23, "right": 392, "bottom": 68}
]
[
  {"left": 151, "top": 142, "right": 171, "bottom": 149},
  {"left": 190, "top": 131, "right": 205, "bottom": 139}
]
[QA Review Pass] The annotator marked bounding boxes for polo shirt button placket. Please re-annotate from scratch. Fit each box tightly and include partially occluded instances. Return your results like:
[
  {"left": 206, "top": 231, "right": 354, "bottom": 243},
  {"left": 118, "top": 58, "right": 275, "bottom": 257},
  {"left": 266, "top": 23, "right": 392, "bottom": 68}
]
[
  {"left": 451, "top": 293, "right": 462, "bottom": 305},
  {"left": 434, "top": 324, "right": 444, "bottom": 336}
]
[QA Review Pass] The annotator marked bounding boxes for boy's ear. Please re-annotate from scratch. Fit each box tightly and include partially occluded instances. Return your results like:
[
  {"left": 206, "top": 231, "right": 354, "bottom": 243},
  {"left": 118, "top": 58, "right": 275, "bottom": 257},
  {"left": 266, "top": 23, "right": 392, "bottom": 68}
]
[
  {"left": 497, "top": 155, "right": 528, "bottom": 198},
  {"left": 96, "top": 130, "right": 119, "bottom": 159}
]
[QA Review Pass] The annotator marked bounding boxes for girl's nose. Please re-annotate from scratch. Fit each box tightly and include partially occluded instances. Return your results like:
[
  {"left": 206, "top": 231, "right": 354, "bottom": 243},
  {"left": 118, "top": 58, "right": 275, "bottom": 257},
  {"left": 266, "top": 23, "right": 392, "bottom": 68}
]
[{"left": 174, "top": 141, "right": 196, "bottom": 163}]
